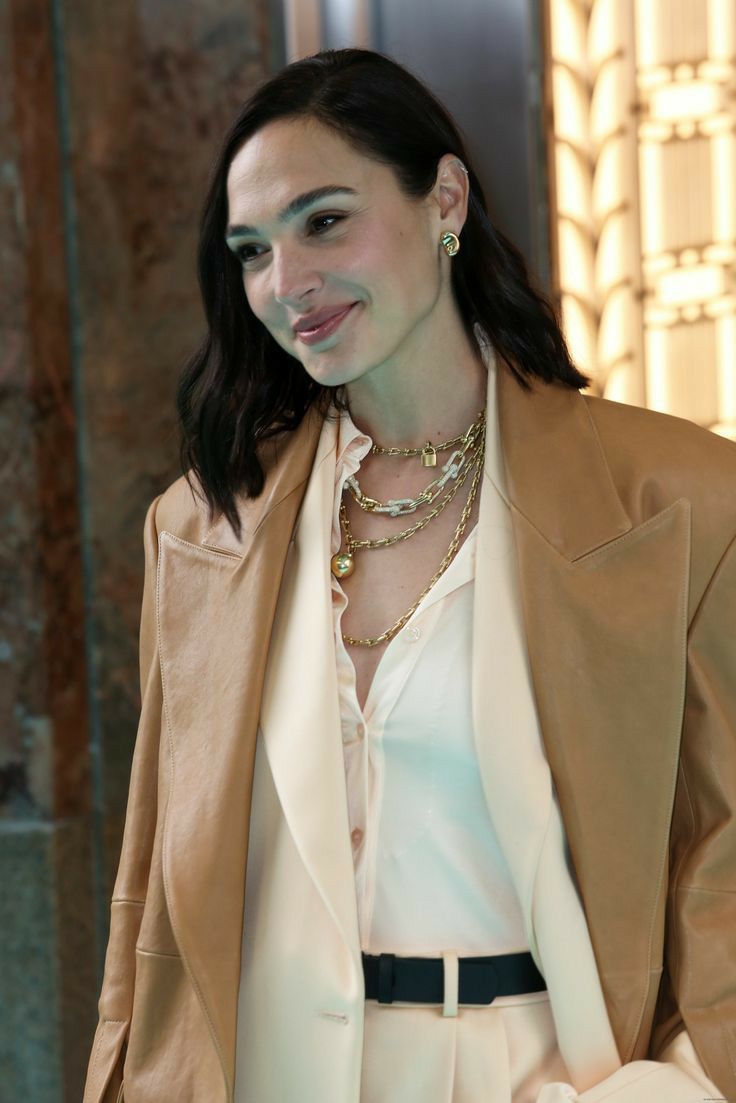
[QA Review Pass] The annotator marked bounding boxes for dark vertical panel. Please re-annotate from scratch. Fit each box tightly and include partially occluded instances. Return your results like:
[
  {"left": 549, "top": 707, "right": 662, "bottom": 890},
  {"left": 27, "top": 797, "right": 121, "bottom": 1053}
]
[
  {"left": 53, "top": 2, "right": 280, "bottom": 1095},
  {"left": 53, "top": 3, "right": 277, "bottom": 878},
  {"left": 374, "top": 0, "right": 550, "bottom": 286},
  {"left": 2, "top": 1, "right": 282, "bottom": 1097},
  {"left": 2, "top": 1, "right": 94, "bottom": 1097},
  {"left": 0, "top": 830, "right": 62, "bottom": 1101},
  {"left": 3, "top": 2, "right": 88, "bottom": 824}
]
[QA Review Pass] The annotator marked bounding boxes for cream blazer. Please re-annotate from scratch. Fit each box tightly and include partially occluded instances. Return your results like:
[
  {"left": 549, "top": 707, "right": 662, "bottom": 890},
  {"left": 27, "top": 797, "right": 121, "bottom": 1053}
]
[{"left": 83, "top": 355, "right": 736, "bottom": 1102}]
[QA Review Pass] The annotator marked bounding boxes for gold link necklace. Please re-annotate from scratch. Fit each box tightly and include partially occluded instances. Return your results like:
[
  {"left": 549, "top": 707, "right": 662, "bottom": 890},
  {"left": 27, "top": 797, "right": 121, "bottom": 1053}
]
[
  {"left": 332, "top": 406, "right": 486, "bottom": 646},
  {"left": 346, "top": 410, "right": 485, "bottom": 517},
  {"left": 340, "top": 453, "right": 484, "bottom": 647},
  {"left": 370, "top": 411, "right": 485, "bottom": 468},
  {"left": 339, "top": 440, "right": 480, "bottom": 554}
]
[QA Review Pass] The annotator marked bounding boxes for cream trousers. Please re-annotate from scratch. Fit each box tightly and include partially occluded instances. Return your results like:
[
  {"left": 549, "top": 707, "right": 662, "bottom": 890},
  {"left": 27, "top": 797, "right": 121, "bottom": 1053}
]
[{"left": 360, "top": 956, "right": 571, "bottom": 1103}]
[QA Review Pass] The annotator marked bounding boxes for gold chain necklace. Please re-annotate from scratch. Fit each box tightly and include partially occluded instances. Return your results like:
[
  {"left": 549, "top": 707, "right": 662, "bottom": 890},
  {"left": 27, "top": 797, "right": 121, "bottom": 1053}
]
[
  {"left": 338, "top": 441, "right": 481, "bottom": 555},
  {"left": 340, "top": 452, "right": 484, "bottom": 647},
  {"left": 331, "top": 407, "right": 487, "bottom": 645},
  {"left": 331, "top": 420, "right": 484, "bottom": 579},
  {"left": 346, "top": 410, "right": 485, "bottom": 517},
  {"left": 370, "top": 409, "right": 485, "bottom": 468}
]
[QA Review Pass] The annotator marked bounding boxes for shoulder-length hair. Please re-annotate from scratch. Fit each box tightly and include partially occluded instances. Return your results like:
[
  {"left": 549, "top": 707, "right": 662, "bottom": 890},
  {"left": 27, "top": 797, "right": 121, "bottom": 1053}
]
[{"left": 178, "top": 47, "right": 589, "bottom": 539}]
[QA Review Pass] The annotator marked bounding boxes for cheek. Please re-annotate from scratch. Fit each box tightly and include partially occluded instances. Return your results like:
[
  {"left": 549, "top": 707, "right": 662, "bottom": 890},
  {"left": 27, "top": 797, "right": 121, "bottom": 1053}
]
[
  {"left": 243, "top": 277, "right": 272, "bottom": 326},
  {"left": 358, "top": 222, "right": 434, "bottom": 293}
]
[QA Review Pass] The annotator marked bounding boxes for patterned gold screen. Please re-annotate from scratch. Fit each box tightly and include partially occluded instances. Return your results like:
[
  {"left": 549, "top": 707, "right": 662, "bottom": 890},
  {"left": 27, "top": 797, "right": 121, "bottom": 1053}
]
[{"left": 545, "top": 0, "right": 736, "bottom": 439}]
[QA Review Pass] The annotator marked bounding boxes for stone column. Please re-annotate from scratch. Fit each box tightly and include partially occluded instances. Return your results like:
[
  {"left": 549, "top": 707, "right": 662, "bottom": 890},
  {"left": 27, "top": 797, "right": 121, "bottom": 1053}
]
[{"left": 0, "top": 2, "right": 282, "bottom": 1098}]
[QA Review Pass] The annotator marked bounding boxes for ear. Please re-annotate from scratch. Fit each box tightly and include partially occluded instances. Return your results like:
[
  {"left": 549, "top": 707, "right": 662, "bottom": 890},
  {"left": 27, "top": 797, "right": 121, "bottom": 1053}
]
[{"left": 431, "top": 153, "right": 470, "bottom": 238}]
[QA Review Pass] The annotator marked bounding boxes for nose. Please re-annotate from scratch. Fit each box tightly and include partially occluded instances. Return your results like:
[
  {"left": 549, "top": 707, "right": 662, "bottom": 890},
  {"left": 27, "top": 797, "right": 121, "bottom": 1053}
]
[{"left": 270, "top": 243, "right": 322, "bottom": 307}]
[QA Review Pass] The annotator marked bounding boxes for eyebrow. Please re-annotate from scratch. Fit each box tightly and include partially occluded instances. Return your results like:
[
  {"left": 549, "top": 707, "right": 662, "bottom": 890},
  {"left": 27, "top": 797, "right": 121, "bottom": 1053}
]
[{"left": 225, "top": 185, "right": 358, "bottom": 240}]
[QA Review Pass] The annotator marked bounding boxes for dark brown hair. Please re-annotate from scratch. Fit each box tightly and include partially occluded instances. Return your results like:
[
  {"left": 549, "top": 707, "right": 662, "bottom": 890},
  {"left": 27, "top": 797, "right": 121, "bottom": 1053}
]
[{"left": 177, "top": 48, "right": 588, "bottom": 539}]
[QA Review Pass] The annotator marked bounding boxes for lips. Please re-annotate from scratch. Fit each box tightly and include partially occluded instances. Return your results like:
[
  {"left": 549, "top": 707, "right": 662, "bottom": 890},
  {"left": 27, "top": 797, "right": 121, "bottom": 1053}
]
[{"left": 293, "top": 303, "right": 358, "bottom": 344}]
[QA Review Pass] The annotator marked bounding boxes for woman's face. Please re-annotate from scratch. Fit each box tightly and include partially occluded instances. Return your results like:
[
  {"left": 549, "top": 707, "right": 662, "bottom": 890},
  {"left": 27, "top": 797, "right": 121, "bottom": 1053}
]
[{"left": 225, "top": 116, "right": 453, "bottom": 390}]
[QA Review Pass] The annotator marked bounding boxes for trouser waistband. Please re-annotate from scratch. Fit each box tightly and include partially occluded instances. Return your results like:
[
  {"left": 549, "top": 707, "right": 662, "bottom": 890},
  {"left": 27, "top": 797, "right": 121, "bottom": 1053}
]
[{"left": 362, "top": 950, "right": 545, "bottom": 1016}]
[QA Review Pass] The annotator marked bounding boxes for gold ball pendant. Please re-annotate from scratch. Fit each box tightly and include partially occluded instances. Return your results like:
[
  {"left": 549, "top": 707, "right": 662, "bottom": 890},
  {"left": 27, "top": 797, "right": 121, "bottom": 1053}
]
[{"left": 331, "top": 551, "right": 355, "bottom": 579}]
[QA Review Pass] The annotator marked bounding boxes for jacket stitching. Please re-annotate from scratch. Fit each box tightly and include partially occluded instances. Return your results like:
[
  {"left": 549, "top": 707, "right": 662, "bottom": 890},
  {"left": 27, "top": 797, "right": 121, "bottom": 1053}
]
[
  {"left": 88, "top": 1027, "right": 104, "bottom": 1087},
  {"left": 687, "top": 529, "right": 736, "bottom": 633},
  {"left": 88, "top": 1021, "right": 126, "bottom": 1099},
  {"left": 201, "top": 471, "right": 314, "bottom": 549},
  {"left": 676, "top": 885, "right": 736, "bottom": 895},
  {"left": 572, "top": 497, "right": 688, "bottom": 567},
  {"left": 581, "top": 394, "right": 633, "bottom": 510},
  {"left": 156, "top": 533, "right": 232, "bottom": 1100},
  {"left": 625, "top": 496, "right": 691, "bottom": 1061},
  {"left": 664, "top": 760, "right": 697, "bottom": 1041},
  {"left": 162, "top": 530, "right": 241, "bottom": 560},
  {"left": 674, "top": 536, "right": 736, "bottom": 1032},
  {"left": 719, "top": 1018, "right": 736, "bottom": 1082}
]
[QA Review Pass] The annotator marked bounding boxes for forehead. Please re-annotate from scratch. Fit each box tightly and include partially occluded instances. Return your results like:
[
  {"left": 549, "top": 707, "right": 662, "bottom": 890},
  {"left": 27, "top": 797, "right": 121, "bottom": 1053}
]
[{"left": 226, "top": 117, "right": 391, "bottom": 225}]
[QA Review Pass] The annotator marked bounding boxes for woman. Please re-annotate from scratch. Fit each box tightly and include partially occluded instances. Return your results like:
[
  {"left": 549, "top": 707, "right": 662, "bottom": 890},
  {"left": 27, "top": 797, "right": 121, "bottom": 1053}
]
[{"left": 83, "top": 49, "right": 736, "bottom": 1103}]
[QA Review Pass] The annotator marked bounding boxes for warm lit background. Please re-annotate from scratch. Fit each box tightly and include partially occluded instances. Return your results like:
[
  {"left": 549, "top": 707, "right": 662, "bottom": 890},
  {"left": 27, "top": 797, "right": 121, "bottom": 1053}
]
[
  {"left": 546, "top": 0, "right": 736, "bottom": 437},
  {"left": 2, "top": 2, "right": 732, "bottom": 1099}
]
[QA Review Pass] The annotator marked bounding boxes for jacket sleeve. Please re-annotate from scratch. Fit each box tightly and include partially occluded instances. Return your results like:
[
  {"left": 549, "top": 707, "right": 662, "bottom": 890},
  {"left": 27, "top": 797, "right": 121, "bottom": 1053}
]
[
  {"left": 83, "top": 494, "right": 164, "bottom": 1103},
  {"left": 538, "top": 529, "right": 736, "bottom": 1103},
  {"left": 652, "top": 526, "right": 736, "bottom": 1092}
]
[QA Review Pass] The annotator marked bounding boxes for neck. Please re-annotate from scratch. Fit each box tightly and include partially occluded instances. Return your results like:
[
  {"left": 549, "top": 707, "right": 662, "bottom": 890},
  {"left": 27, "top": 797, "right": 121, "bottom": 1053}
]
[{"left": 344, "top": 306, "right": 488, "bottom": 449}]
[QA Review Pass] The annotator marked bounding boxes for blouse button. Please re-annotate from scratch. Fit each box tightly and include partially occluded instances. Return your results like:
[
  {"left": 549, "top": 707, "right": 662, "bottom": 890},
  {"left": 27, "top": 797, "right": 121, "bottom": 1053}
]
[
  {"left": 403, "top": 626, "right": 421, "bottom": 642},
  {"left": 351, "top": 827, "right": 364, "bottom": 848}
]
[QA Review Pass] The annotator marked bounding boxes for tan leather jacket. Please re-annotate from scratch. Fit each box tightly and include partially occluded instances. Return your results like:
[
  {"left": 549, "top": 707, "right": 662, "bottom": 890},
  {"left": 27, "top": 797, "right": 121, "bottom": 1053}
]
[{"left": 83, "top": 363, "right": 736, "bottom": 1102}]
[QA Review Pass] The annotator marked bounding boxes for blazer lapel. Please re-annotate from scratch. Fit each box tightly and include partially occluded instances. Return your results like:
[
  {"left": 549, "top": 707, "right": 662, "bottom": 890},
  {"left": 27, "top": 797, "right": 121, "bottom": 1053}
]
[
  {"left": 256, "top": 412, "right": 363, "bottom": 973},
  {"left": 473, "top": 359, "right": 620, "bottom": 1090},
  {"left": 493, "top": 362, "right": 691, "bottom": 1066},
  {"left": 156, "top": 409, "right": 323, "bottom": 1096}
]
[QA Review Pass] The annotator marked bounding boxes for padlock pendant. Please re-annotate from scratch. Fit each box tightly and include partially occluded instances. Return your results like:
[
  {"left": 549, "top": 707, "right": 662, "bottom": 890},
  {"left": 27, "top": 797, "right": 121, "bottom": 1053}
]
[{"left": 421, "top": 443, "right": 437, "bottom": 467}]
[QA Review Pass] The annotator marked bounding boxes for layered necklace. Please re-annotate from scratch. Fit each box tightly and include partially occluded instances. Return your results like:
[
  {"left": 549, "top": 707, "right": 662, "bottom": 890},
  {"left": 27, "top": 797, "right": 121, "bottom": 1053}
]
[{"left": 330, "top": 408, "right": 486, "bottom": 647}]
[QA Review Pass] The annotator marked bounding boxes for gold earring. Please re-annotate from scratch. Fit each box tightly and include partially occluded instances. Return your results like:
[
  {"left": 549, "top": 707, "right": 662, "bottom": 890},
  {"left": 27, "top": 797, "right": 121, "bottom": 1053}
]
[{"left": 441, "top": 231, "right": 460, "bottom": 257}]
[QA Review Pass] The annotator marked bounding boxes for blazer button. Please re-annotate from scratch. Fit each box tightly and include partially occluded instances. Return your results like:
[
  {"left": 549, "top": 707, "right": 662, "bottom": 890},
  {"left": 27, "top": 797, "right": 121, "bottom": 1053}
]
[{"left": 351, "top": 827, "right": 364, "bottom": 848}]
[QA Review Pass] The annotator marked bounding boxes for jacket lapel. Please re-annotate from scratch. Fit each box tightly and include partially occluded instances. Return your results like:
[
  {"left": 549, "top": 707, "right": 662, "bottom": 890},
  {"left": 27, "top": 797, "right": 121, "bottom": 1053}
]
[
  {"left": 255, "top": 413, "right": 363, "bottom": 972},
  {"left": 156, "top": 409, "right": 323, "bottom": 1096},
  {"left": 493, "top": 363, "right": 691, "bottom": 1066}
]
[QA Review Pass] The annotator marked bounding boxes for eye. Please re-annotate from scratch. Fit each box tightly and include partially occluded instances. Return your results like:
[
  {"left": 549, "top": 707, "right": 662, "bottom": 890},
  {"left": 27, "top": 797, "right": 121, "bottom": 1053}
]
[
  {"left": 232, "top": 213, "right": 345, "bottom": 268},
  {"left": 309, "top": 213, "right": 345, "bottom": 234},
  {"left": 235, "top": 243, "right": 267, "bottom": 266}
]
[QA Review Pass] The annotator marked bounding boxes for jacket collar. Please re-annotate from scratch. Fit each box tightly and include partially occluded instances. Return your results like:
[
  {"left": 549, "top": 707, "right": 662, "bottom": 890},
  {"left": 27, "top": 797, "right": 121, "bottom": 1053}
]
[
  {"left": 201, "top": 359, "right": 633, "bottom": 565},
  {"left": 200, "top": 403, "right": 326, "bottom": 557},
  {"left": 495, "top": 362, "right": 631, "bottom": 559}
]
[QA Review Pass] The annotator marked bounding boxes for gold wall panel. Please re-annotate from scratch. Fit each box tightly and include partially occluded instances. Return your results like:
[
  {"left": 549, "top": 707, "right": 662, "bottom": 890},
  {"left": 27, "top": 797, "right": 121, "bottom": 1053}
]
[{"left": 546, "top": 0, "right": 736, "bottom": 439}]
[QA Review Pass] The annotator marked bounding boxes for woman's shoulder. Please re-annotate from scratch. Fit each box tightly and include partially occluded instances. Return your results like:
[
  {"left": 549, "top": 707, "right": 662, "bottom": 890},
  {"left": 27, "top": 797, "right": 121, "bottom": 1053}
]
[
  {"left": 583, "top": 391, "right": 736, "bottom": 559},
  {"left": 584, "top": 391, "right": 736, "bottom": 493},
  {"left": 147, "top": 405, "right": 326, "bottom": 548},
  {"left": 148, "top": 472, "right": 213, "bottom": 546}
]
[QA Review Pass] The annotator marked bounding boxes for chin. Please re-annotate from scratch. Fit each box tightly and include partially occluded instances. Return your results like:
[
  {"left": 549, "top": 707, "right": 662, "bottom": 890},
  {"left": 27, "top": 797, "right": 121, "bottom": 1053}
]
[
  {"left": 300, "top": 362, "right": 364, "bottom": 389},
  {"left": 294, "top": 346, "right": 372, "bottom": 390}
]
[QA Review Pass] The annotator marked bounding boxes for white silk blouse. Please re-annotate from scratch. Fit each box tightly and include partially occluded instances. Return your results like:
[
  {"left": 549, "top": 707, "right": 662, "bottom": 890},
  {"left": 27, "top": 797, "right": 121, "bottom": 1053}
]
[{"left": 330, "top": 405, "right": 531, "bottom": 958}]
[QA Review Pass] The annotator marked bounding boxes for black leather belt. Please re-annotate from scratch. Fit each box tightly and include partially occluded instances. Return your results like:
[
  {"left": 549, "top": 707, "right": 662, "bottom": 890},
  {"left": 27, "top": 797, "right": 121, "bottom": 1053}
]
[{"left": 362, "top": 950, "right": 545, "bottom": 1005}]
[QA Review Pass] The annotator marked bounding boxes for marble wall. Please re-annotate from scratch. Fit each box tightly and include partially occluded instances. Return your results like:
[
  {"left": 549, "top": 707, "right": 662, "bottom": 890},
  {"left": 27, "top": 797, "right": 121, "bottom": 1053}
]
[{"left": 0, "top": 1, "right": 282, "bottom": 1098}]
